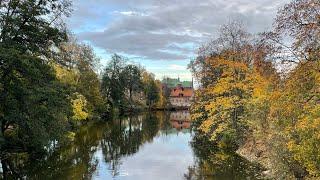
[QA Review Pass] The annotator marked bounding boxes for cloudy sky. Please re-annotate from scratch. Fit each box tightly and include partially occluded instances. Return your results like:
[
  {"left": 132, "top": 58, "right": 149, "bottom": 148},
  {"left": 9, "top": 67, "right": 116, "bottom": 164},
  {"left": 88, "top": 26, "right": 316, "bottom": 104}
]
[{"left": 66, "top": 0, "right": 290, "bottom": 80}]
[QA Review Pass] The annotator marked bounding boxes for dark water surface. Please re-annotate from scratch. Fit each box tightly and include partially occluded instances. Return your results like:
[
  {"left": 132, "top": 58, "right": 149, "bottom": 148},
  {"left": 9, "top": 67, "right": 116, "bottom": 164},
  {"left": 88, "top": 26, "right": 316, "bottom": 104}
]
[{"left": 0, "top": 111, "right": 264, "bottom": 180}]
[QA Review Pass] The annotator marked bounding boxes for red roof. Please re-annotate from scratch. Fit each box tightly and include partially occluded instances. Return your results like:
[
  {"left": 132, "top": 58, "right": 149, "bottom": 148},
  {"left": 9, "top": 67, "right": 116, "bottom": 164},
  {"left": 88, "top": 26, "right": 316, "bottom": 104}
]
[{"left": 170, "top": 86, "right": 193, "bottom": 97}]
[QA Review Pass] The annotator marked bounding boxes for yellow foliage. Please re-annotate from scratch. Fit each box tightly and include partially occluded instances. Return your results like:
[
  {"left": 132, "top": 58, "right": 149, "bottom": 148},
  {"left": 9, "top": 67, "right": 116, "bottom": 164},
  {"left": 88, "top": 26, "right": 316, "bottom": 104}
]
[
  {"left": 191, "top": 55, "right": 320, "bottom": 176},
  {"left": 199, "top": 119, "right": 214, "bottom": 134},
  {"left": 71, "top": 93, "right": 89, "bottom": 121},
  {"left": 192, "top": 57, "right": 254, "bottom": 147},
  {"left": 268, "top": 61, "right": 320, "bottom": 177},
  {"left": 52, "top": 63, "right": 79, "bottom": 85},
  {"left": 65, "top": 131, "right": 76, "bottom": 141}
]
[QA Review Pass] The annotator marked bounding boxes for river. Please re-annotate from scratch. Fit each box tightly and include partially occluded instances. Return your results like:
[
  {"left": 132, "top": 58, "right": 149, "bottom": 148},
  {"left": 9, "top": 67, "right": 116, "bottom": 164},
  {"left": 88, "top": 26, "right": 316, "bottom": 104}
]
[{"left": 0, "top": 111, "right": 265, "bottom": 180}]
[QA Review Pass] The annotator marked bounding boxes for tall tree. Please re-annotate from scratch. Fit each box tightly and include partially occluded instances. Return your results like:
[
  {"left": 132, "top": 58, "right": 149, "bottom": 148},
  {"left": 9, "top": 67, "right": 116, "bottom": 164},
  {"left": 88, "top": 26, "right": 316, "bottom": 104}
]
[
  {"left": 0, "top": 0, "right": 72, "bottom": 55},
  {"left": 56, "top": 40, "right": 106, "bottom": 115},
  {"left": 101, "top": 54, "right": 126, "bottom": 108},
  {"left": 0, "top": 0, "right": 72, "bottom": 152},
  {"left": 142, "top": 72, "right": 159, "bottom": 109},
  {"left": 122, "top": 64, "right": 143, "bottom": 108},
  {"left": 275, "top": 0, "right": 320, "bottom": 61}
]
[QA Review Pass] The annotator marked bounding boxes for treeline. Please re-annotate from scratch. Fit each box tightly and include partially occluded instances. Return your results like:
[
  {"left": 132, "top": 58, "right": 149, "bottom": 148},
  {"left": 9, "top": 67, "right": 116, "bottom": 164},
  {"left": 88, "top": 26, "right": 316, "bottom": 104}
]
[
  {"left": 0, "top": 0, "right": 166, "bottom": 155},
  {"left": 101, "top": 54, "right": 168, "bottom": 112},
  {"left": 190, "top": 0, "right": 320, "bottom": 178}
]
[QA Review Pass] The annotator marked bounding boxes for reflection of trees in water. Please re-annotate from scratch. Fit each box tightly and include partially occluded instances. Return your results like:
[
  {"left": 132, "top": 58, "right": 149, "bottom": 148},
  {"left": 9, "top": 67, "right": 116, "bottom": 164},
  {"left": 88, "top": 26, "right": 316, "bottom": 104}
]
[
  {"left": 158, "top": 111, "right": 172, "bottom": 132},
  {"left": 101, "top": 113, "right": 161, "bottom": 177},
  {"left": 0, "top": 111, "right": 191, "bottom": 179},
  {"left": 0, "top": 121, "right": 105, "bottom": 179},
  {"left": 184, "top": 134, "right": 265, "bottom": 180},
  {"left": 100, "top": 111, "right": 192, "bottom": 178},
  {"left": 1, "top": 153, "right": 29, "bottom": 179}
]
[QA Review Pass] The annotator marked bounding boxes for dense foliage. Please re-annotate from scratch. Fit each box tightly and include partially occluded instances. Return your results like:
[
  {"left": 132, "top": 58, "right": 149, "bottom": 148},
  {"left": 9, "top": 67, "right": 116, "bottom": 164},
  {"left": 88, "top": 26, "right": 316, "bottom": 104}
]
[
  {"left": 0, "top": 0, "right": 73, "bottom": 153},
  {"left": 0, "top": 0, "right": 164, "bottom": 156},
  {"left": 190, "top": 0, "right": 320, "bottom": 178},
  {"left": 101, "top": 54, "right": 166, "bottom": 112}
]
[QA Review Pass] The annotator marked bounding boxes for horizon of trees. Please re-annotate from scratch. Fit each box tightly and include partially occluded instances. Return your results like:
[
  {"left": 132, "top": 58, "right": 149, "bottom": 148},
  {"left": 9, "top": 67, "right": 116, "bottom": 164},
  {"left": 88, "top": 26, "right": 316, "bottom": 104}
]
[{"left": 101, "top": 53, "right": 166, "bottom": 111}]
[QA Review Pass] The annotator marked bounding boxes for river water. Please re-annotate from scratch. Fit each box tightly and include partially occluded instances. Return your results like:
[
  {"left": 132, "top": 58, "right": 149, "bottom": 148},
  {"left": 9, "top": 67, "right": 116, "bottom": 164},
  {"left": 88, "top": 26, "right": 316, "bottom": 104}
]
[{"left": 0, "top": 111, "right": 265, "bottom": 180}]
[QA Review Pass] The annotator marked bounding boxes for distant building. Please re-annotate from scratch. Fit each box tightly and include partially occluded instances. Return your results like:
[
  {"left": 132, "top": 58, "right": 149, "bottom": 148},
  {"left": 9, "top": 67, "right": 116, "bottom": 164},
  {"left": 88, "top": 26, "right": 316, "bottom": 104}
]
[
  {"left": 169, "top": 84, "right": 193, "bottom": 108},
  {"left": 161, "top": 77, "right": 194, "bottom": 108}
]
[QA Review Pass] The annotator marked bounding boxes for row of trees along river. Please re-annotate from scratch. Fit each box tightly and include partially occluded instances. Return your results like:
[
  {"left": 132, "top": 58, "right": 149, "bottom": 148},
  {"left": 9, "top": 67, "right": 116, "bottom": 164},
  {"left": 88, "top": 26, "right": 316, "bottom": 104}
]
[
  {"left": 0, "top": 0, "right": 171, "bottom": 177},
  {"left": 1, "top": 0, "right": 320, "bottom": 179}
]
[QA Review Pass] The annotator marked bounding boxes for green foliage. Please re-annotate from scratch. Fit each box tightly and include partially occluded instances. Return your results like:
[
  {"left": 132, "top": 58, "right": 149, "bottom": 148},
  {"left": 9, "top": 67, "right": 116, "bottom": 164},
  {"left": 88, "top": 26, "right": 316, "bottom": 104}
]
[
  {"left": 155, "top": 79, "right": 170, "bottom": 109},
  {"left": 146, "top": 81, "right": 159, "bottom": 108},
  {"left": 77, "top": 69, "right": 106, "bottom": 114},
  {"left": 0, "top": 0, "right": 73, "bottom": 152},
  {"left": 101, "top": 54, "right": 161, "bottom": 111},
  {"left": 0, "top": 47, "right": 71, "bottom": 151},
  {"left": 102, "top": 54, "right": 127, "bottom": 108},
  {"left": 122, "top": 64, "right": 143, "bottom": 106},
  {"left": 142, "top": 72, "right": 159, "bottom": 108},
  {"left": 0, "top": 0, "right": 71, "bottom": 55},
  {"left": 54, "top": 41, "right": 108, "bottom": 117},
  {"left": 0, "top": 0, "right": 109, "bottom": 154}
]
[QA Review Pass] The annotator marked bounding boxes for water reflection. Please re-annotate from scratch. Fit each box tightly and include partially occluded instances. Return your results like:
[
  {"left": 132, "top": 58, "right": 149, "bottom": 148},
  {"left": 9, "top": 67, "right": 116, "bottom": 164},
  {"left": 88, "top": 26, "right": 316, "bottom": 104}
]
[
  {"left": 170, "top": 110, "right": 191, "bottom": 130},
  {"left": 185, "top": 134, "right": 265, "bottom": 180},
  {"left": 0, "top": 111, "right": 264, "bottom": 180}
]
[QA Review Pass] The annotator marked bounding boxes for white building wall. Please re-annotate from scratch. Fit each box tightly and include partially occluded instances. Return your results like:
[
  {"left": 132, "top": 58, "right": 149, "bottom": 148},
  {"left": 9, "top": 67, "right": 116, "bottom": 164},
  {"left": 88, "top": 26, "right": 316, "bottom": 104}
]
[{"left": 170, "top": 97, "right": 192, "bottom": 107}]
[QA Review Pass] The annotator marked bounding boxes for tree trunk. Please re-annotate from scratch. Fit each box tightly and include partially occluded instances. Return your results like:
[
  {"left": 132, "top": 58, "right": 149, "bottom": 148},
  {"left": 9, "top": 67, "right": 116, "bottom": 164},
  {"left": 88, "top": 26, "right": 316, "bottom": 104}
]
[
  {"left": 129, "top": 88, "right": 133, "bottom": 109},
  {"left": 129, "top": 117, "right": 132, "bottom": 137},
  {"left": 1, "top": 119, "right": 6, "bottom": 138}
]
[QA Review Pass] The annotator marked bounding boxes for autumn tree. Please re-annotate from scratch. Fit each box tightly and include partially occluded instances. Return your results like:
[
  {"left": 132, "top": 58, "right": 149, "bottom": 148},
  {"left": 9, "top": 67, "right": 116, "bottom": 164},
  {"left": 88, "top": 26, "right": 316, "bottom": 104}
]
[
  {"left": 57, "top": 40, "right": 106, "bottom": 115},
  {"left": 190, "top": 1, "right": 320, "bottom": 178},
  {"left": 265, "top": 61, "right": 320, "bottom": 177},
  {"left": 142, "top": 71, "right": 159, "bottom": 109},
  {"left": 190, "top": 20, "right": 279, "bottom": 150},
  {"left": 263, "top": 0, "right": 320, "bottom": 63}
]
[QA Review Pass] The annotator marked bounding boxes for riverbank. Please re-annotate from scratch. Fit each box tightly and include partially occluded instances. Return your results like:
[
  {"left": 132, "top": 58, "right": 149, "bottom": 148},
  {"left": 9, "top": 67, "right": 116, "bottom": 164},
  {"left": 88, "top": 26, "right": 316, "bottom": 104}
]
[
  {"left": 119, "top": 106, "right": 190, "bottom": 114},
  {"left": 237, "top": 137, "right": 310, "bottom": 179},
  {"left": 236, "top": 138, "right": 275, "bottom": 178}
]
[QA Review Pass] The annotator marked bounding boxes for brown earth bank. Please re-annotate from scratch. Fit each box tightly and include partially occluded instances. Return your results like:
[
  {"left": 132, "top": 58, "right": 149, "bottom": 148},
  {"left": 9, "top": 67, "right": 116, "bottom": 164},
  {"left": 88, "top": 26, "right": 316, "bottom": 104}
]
[
  {"left": 236, "top": 138, "right": 274, "bottom": 178},
  {"left": 236, "top": 138, "right": 316, "bottom": 179}
]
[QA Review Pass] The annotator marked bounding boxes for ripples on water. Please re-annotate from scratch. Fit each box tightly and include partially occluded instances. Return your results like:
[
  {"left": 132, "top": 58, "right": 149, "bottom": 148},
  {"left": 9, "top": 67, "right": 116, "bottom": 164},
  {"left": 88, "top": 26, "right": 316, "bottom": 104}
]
[{"left": 0, "top": 111, "right": 265, "bottom": 180}]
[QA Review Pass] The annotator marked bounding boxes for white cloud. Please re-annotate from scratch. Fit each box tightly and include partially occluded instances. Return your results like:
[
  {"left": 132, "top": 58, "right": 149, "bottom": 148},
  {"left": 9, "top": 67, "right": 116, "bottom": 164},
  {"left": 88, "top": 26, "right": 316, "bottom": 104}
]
[
  {"left": 70, "top": 0, "right": 291, "bottom": 62},
  {"left": 114, "top": 11, "right": 148, "bottom": 17},
  {"left": 168, "top": 64, "right": 186, "bottom": 71}
]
